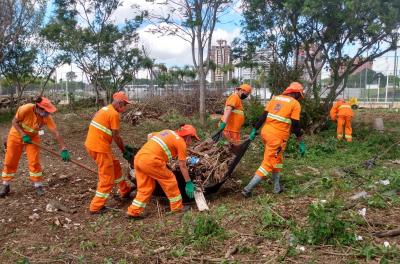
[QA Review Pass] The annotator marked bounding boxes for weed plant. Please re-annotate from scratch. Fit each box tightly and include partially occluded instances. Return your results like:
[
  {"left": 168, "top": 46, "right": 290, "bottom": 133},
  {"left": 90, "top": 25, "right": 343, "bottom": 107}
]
[
  {"left": 294, "top": 200, "right": 356, "bottom": 246},
  {"left": 177, "top": 212, "right": 228, "bottom": 249}
]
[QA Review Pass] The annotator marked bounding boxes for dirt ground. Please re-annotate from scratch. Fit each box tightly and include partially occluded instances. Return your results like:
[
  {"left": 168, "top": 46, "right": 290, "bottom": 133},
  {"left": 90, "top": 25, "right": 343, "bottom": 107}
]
[{"left": 0, "top": 108, "right": 400, "bottom": 263}]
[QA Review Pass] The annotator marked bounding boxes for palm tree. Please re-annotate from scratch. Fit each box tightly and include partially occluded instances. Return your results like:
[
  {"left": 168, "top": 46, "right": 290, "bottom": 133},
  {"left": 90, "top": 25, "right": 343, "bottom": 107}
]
[{"left": 140, "top": 57, "right": 155, "bottom": 94}]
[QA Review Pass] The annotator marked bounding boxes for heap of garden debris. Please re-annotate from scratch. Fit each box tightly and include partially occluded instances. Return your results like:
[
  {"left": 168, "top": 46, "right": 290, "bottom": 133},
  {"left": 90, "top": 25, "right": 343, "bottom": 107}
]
[
  {"left": 170, "top": 138, "right": 235, "bottom": 187},
  {"left": 122, "top": 91, "right": 226, "bottom": 125}
]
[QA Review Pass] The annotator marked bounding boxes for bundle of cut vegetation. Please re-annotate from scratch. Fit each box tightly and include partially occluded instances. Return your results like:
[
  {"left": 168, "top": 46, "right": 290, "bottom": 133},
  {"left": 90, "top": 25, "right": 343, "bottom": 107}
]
[
  {"left": 170, "top": 138, "right": 235, "bottom": 187},
  {"left": 122, "top": 90, "right": 226, "bottom": 125}
]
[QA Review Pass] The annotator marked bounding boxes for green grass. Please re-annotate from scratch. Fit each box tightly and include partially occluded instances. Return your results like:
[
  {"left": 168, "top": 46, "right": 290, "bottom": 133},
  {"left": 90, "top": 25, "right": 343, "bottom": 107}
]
[{"left": 0, "top": 110, "right": 14, "bottom": 124}]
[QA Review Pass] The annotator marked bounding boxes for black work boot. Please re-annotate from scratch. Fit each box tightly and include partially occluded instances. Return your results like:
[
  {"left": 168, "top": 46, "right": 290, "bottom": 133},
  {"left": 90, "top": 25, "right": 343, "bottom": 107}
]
[
  {"left": 0, "top": 184, "right": 10, "bottom": 198},
  {"left": 120, "top": 186, "right": 136, "bottom": 200},
  {"left": 35, "top": 186, "right": 45, "bottom": 196}
]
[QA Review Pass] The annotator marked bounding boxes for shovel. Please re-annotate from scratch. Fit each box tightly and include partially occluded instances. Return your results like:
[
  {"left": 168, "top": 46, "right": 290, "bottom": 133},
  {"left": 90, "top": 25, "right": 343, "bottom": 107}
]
[
  {"left": 32, "top": 142, "right": 97, "bottom": 175},
  {"left": 211, "top": 127, "right": 224, "bottom": 142}
]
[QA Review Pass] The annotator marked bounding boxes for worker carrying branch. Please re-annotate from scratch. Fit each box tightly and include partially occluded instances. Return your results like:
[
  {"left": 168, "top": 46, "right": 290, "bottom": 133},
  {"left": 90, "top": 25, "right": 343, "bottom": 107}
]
[
  {"left": 85, "top": 91, "right": 134, "bottom": 214},
  {"left": 330, "top": 98, "right": 354, "bottom": 142},
  {"left": 242, "top": 82, "right": 306, "bottom": 197},
  {"left": 0, "top": 97, "right": 70, "bottom": 197},
  {"left": 126, "top": 124, "right": 200, "bottom": 219},
  {"left": 219, "top": 84, "right": 252, "bottom": 144}
]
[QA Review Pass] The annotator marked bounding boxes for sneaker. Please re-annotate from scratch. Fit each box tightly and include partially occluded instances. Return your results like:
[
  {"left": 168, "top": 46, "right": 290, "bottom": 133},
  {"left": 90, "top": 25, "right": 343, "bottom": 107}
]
[
  {"left": 90, "top": 206, "right": 110, "bottom": 215},
  {"left": 0, "top": 185, "right": 10, "bottom": 198},
  {"left": 241, "top": 189, "right": 252, "bottom": 198},
  {"left": 35, "top": 186, "right": 45, "bottom": 196}
]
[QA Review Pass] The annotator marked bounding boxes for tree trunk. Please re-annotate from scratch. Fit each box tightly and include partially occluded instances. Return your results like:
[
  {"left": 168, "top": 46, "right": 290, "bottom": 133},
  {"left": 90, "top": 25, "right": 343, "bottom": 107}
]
[{"left": 199, "top": 69, "right": 206, "bottom": 124}]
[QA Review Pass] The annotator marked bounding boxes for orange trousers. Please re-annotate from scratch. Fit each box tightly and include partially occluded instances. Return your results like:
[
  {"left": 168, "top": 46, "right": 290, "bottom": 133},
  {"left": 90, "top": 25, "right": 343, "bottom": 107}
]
[
  {"left": 127, "top": 153, "right": 183, "bottom": 217},
  {"left": 223, "top": 130, "right": 241, "bottom": 144},
  {"left": 337, "top": 116, "right": 352, "bottom": 142},
  {"left": 1, "top": 134, "right": 43, "bottom": 182},
  {"left": 86, "top": 149, "right": 131, "bottom": 212},
  {"left": 255, "top": 133, "right": 287, "bottom": 177}
]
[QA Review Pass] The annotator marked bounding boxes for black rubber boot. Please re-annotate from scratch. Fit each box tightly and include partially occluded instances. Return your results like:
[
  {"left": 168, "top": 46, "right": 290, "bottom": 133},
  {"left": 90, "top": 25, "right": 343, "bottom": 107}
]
[
  {"left": 0, "top": 185, "right": 10, "bottom": 198},
  {"left": 35, "top": 186, "right": 45, "bottom": 196}
]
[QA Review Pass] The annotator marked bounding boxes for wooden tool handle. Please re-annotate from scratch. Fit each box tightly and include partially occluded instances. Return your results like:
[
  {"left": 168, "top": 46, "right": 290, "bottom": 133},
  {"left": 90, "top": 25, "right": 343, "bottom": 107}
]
[{"left": 32, "top": 142, "right": 97, "bottom": 175}]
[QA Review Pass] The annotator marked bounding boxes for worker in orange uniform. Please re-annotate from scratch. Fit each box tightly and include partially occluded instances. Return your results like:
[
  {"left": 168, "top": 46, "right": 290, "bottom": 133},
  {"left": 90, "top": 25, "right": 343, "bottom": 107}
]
[
  {"left": 126, "top": 124, "right": 200, "bottom": 219},
  {"left": 242, "top": 82, "right": 306, "bottom": 197},
  {"left": 85, "top": 91, "right": 135, "bottom": 214},
  {"left": 219, "top": 84, "right": 252, "bottom": 144},
  {"left": 330, "top": 98, "right": 354, "bottom": 142},
  {"left": 0, "top": 97, "right": 70, "bottom": 197}
]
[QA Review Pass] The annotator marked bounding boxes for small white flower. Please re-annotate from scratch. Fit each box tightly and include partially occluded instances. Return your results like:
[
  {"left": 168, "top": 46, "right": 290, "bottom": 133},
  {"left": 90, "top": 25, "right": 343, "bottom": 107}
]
[
  {"left": 358, "top": 208, "right": 367, "bottom": 217},
  {"left": 384, "top": 241, "right": 390, "bottom": 248}
]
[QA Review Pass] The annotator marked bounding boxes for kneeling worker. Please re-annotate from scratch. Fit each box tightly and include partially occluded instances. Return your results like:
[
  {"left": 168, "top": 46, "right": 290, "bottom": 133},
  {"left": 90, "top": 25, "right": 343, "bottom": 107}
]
[{"left": 127, "top": 124, "right": 199, "bottom": 219}]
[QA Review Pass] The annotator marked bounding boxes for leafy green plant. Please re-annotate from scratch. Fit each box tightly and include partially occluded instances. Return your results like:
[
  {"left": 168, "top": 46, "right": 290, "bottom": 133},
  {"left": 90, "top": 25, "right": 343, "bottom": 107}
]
[
  {"left": 243, "top": 98, "right": 265, "bottom": 127},
  {"left": 79, "top": 240, "right": 97, "bottom": 251},
  {"left": 178, "top": 212, "right": 227, "bottom": 249},
  {"left": 367, "top": 194, "right": 386, "bottom": 209},
  {"left": 294, "top": 201, "right": 355, "bottom": 245}
]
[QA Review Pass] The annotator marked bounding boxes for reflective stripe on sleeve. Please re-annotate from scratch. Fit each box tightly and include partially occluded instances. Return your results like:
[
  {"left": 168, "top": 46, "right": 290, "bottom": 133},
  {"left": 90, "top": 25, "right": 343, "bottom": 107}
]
[
  {"left": 232, "top": 109, "right": 244, "bottom": 115},
  {"left": 90, "top": 121, "right": 112, "bottom": 136},
  {"left": 338, "top": 105, "right": 351, "bottom": 109},
  {"left": 21, "top": 123, "right": 37, "bottom": 133}
]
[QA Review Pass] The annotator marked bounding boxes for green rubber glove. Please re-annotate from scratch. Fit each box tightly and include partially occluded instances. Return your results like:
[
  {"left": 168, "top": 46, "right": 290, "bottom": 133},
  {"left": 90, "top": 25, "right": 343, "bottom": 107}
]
[
  {"left": 125, "top": 144, "right": 134, "bottom": 153},
  {"left": 123, "top": 149, "right": 133, "bottom": 162},
  {"left": 219, "top": 121, "right": 226, "bottom": 130},
  {"left": 22, "top": 135, "right": 32, "bottom": 144},
  {"left": 60, "top": 149, "right": 71, "bottom": 161},
  {"left": 299, "top": 141, "right": 306, "bottom": 157},
  {"left": 185, "top": 180, "right": 195, "bottom": 199},
  {"left": 249, "top": 128, "right": 257, "bottom": 141}
]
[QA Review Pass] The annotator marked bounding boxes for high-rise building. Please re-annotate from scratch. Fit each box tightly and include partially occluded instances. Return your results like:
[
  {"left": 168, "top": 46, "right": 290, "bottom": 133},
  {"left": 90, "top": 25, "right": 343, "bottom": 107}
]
[
  {"left": 209, "top": 40, "right": 232, "bottom": 82},
  {"left": 234, "top": 48, "right": 275, "bottom": 81},
  {"left": 296, "top": 44, "right": 323, "bottom": 83}
]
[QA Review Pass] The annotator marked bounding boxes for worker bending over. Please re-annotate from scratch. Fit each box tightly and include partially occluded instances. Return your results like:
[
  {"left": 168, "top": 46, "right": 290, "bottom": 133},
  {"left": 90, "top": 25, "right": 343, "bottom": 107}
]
[
  {"left": 0, "top": 97, "right": 70, "bottom": 197},
  {"left": 242, "top": 82, "right": 306, "bottom": 197},
  {"left": 219, "top": 84, "right": 252, "bottom": 144},
  {"left": 330, "top": 98, "right": 354, "bottom": 142},
  {"left": 85, "top": 91, "right": 134, "bottom": 214},
  {"left": 126, "top": 124, "right": 199, "bottom": 219}
]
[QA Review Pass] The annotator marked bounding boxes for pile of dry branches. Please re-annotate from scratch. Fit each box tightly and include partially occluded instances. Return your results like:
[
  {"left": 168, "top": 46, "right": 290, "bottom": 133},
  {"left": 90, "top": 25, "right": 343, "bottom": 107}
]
[
  {"left": 171, "top": 138, "right": 235, "bottom": 187},
  {"left": 122, "top": 91, "right": 226, "bottom": 125},
  {"left": 0, "top": 96, "right": 31, "bottom": 109}
]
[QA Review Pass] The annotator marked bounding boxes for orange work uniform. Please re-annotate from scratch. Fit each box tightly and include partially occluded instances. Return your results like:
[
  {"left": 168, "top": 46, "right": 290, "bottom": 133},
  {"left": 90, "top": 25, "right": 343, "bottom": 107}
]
[
  {"left": 85, "top": 104, "right": 130, "bottom": 212},
  {"left": 330, "top": 101, "right": 354, "bottom": 142},
  {"left": 127, "top": 129, "right": 186, "bottom": 217},
  {"left": 255, "top": 95, "right": 301, "bottom": 177},
  {"left": 223, "top": 93, "right": 244, "bottom": 144},
  {"left": 2, "top": 103, "right": 57, "bottom": 183}
]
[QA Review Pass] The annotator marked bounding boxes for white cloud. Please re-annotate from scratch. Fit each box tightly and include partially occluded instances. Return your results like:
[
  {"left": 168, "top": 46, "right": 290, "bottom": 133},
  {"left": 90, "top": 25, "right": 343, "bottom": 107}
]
[{"left": 138, "top": 24, "right": 241, "bottom": 67}]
